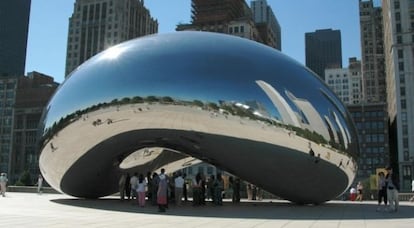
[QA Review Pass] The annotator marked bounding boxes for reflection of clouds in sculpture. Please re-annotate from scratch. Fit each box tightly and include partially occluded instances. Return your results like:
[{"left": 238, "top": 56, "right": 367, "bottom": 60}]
[
  {"left": 333, "top": 111, "right": 349, "bottom": 149},
  {"left": 39, "top": 32, "right": 358, "bottom": 204},
  {"left": 256, "top": 80, "right": 301, "bottom": 127},
  {"left": 285, "top": 90, "right": 330, "bottom": 141}
]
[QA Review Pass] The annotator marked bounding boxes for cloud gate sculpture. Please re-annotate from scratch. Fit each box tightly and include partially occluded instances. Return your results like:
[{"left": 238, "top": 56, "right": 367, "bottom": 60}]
[{"left": 39, "top": 31, "right": 358, "bottom": 204}]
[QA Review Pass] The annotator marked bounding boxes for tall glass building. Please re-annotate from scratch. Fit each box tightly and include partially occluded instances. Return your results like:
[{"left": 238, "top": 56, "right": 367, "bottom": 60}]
[
  {"left": 305, "top": 29, "right": 342, "bottom": 80},
  {"left": 65, "top": 0, "right": 158, "bottom": 77},
  {"left": 0, "top": 0, "right": 31, "bottom": 77}
]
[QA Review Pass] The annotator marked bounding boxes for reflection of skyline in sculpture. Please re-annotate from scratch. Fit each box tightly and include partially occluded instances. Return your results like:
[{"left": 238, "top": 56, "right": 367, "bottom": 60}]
[
  {"left": 324, "top": 115, "right": 339, "bottom": 144},
  {"left": 332, "top": 111, "right": 350, "bottom": 149},
  {"left": 39, "top": 32, "right": 358, "bottom": 204},
  {"left": 255, "top": 80, "right": 301, "bottom": 127},
  {"left": 285, "top": 90, "right": 330, "bottom": 141}
]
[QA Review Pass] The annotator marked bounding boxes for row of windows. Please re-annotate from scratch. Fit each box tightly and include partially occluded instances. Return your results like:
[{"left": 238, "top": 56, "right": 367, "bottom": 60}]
[
  {"left": 351, "top": 111, "right": 385, "bottom": 118},
  {"left": 355, "top": 121, "right": 385, "bottom": 130},
  {"left": 360, "top": 134, "right": 386, "bottom": 143},
  {"left": 359, "top": 157, "right": 386, "bottom": 165},
  {"left": 0, "top": 82, "right": 16, "bottom": 90},
  {"left": 362, "top": 146, "right": 386, "bottom": 154},
  {"left": 229, "top": 25, "right": 245, "bottom": 34}
]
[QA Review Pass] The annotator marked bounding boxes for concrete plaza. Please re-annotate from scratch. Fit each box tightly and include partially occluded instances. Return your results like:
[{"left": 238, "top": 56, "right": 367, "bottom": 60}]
[{"left": 1, "top": 192, "right": 414, "bottom": 227}]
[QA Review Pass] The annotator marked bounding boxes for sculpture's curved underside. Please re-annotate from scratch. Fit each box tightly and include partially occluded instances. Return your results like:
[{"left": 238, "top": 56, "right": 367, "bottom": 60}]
[{"left": 39, "top": 32, "right": 358, "bottom": 204}]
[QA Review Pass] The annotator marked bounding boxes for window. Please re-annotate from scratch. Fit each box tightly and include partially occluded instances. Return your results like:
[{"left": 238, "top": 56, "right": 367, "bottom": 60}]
[
  {"left": 401, "top": 87, "right": 405, "bottom": 96},
  {"left": 240, "top": 26, "right": 244, "bottom": 33},
  {"left": 396, "top": 23, "right": 402, "bottom": 33},
  {"left": 399, "top": 62, "right": 404, "bottom": 71},
  {"left": 394, "top": 0, "right": 400, "bottom": 9},
  {"left": 396, "top": 12, "right": 401, "bottom": 21},
  {"left": 397, "top": 35, "right": 402, "bottom": 44},
  {"left": 401, "top": 99, "right": 406, "bottom": 109},
  {"left": 398, "top": 49, "right": 404, "bottom": 59}
]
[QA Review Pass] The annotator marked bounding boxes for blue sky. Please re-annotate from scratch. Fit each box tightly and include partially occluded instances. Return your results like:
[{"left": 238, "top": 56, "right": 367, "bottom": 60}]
[{"left": 26, "top": 0, "right": 365, "bottom": 83}]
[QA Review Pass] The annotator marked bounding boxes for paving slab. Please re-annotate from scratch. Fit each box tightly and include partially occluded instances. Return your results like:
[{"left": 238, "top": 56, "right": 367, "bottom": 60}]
[{"left": 0, "top": 192, "right": 414, "bottom": 227}]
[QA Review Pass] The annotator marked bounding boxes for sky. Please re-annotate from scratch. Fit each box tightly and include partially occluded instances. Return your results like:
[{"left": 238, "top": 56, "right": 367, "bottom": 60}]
[{"left": 25, "top": 0, "right": 364, "bottom": 83}]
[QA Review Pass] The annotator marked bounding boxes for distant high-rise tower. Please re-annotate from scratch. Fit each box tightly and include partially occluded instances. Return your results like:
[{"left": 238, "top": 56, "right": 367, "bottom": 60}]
[
  {"left": 325, "top": 58, "right": 363, "bottom": 105},
  {"left": 0, "top": 0, "right": 31, "bottom": 77},
  {"left": 383, "top": 0, "right": 414, "bottom": 191},
  {"left": 305, "top": 29, "right": 342, "bottom": 80},
  {"left": 176, "top": 0, "right": 280, "bottom": 50},
  {"left": 65, "top": 0, "right": 158, "bottom": 77},
  {"left": 251, "top": 0, "right": 281, "bottom": 50},
  {"left": 359, "top": 0, "right": 386, "bottom": 103}
]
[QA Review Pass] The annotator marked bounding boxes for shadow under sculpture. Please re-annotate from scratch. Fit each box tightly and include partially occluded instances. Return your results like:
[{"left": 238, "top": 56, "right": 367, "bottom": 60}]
[{"left": 39, "top": 31, "right": 358, "bottom": 204}]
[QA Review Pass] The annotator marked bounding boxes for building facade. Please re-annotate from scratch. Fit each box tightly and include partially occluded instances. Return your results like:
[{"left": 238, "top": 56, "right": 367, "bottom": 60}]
[
  {"left": 65, "top": 0, "right": 158, "bottom": 77},
  {"left": 0, "top": 0, "right": 31, "bottom": 76},
  {"left": 348, "top": 103, "right": 389, "bottom": 179},
  {"left": 325, "top": 58, "right": 363, "bottom": 105},
  {"left": 359, "top": 0, "right": 387, "bottom": 104},
  {"left": 305, "top": 29, "right": 342, "bottom": 80},
  {"left": 177, "top": 0, "right": 280, "bottom": 49},
  {"left": 11, "top": 72, "right": 58, "bottom": 183},
  {"left": 0, "top": 77, "right": 18, "bottom": 175},
  {"left": 383, "top": 0, "right": 414, "bottom": 191},
  {"left": 250, "top": 0, "right": 281, "bottom": 50}
]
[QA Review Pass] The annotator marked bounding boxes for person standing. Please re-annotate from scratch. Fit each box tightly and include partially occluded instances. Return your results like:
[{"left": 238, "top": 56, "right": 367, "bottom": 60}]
[
  {"left": 125, "top": 173, "right": 131, "bottom": 200},
  {"left": 385, "top": 166, "right": 399, "bottom": 212},
  {"left": 377, "top": 172, "right": 388, "bottom": 211},
  {"left": 36, "top": 174, "right": 44, "bottom": 194},
  {"left": 151, "top": 172, "right": 159, "bottom": 205},
  {"left": 136, "top": 174, "right": 147, "bottom": 207},
  {"left": 174, "top": 172, "right": 184, "bottom": 206},
  {"left": 157, "top": 168, "right": 168, "bottom": 212},
  {"left": 233, "top": 178, "right": 241, "bottom": 203},
  {"left": 119, "top": 173, "right": 126, "bottom": 201},
  {"left": 130, "top": 173, "right": 138, "bottom": 200},
  {"left": 355, "top": 181, "right": 364, "bottom": 201},
  {"left": 409, "top": 179, "right": 414, "bottom": 202},
  {"left": 0, "top": 173, "right": 8, "bottom": 197},
  {"left": 214, "top": 173, "right": 224, "bottom": 205}
]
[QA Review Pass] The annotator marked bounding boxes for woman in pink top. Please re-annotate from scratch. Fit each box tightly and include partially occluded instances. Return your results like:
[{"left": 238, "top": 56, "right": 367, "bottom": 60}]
[{"left": 136, "top": 174, "right": 147, "bottom": 207}]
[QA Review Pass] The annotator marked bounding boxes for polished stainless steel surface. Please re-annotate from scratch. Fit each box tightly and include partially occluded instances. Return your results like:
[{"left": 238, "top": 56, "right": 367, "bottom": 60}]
[{"left": 39, "top": 31, "right": 358, "bottom": 204}]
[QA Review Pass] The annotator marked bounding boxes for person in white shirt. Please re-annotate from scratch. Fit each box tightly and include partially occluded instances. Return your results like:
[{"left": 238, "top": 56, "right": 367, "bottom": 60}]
[
  {"left": 37, "top": 174, "right": 44, "bottom": 194},
  {"left": 136, "top": 174, "right": 147, "bottom": 207},
  {"left": 130, "top": 173, "right": 138, "bottom": 200},
  {"left": 410, "top": 180, "right": 414, "bottom": 202},
  {"left": 174, "top": 172, "right": 185, "bottom": 206}
]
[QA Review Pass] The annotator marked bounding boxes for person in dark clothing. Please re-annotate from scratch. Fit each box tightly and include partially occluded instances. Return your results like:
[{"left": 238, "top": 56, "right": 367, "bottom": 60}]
[
  {"left": 125, "top": 173, "right": 131, "bottom": 200},
  {"left": 183, "top": 173, "right": 188, "bottom": 202},
  {"left": 233, "top": 178, "right": 241, "bottom": 203}
]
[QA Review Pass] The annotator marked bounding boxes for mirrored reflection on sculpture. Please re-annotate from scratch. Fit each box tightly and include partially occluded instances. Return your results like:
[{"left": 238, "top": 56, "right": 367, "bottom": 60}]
[{"left": 39, "top": 31, "right": 358, "bottom": 204}]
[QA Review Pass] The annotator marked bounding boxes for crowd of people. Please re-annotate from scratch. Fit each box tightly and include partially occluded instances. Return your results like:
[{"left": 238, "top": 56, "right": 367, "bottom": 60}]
[
  {"left": 118, "top": 169, "right": 245, "bottom": 212},
  {"left": 349, "top": 166, "right": 401, "bottom": 213}
]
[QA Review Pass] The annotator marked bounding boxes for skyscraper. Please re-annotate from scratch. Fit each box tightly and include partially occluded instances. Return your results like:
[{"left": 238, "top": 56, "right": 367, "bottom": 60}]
[
  {"left": 383, "top": 0, "right": 414, "bottom": 191},
  {"left": 359, "top": 0, "right": 386, "bottom": 104},
  {"left": 251, "top": 0, "right": 281, "bottom": 50},
  {"left": 0, "top": 0, "right": 31, "bottom": 77},
  {"left": 178, "top": 0, "right": 284, "bottom": 49},
  {"left": 325, "top": 58, "right": 363, "bottom": 105},
  {"left": 305, "top": 29, "right": 342, "bottom": 80},
  {"left": 65, "top": 0, "right": 158, "bottom": 77}
]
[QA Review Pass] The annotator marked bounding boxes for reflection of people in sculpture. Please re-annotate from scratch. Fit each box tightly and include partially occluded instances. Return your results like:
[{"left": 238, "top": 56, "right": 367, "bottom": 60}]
[
  {"left": 309, "top": 148, "right": 315, "bottom": 157},
  {"left": 50, "top": 143, "right": 57, "bottom": 152}
]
